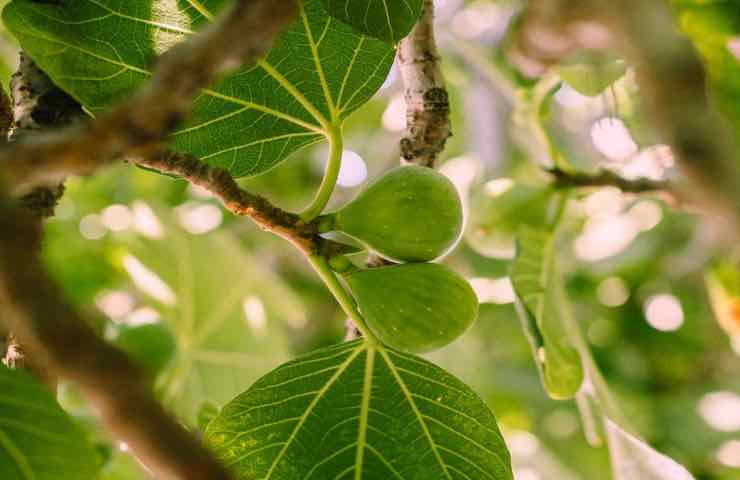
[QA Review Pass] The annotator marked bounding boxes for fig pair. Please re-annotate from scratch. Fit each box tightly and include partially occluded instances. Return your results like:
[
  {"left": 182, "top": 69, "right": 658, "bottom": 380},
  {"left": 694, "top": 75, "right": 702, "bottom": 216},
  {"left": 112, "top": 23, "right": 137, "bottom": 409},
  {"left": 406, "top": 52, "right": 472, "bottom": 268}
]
[{"left": 323, "top": 166, "right": 478, "bottom": 353}]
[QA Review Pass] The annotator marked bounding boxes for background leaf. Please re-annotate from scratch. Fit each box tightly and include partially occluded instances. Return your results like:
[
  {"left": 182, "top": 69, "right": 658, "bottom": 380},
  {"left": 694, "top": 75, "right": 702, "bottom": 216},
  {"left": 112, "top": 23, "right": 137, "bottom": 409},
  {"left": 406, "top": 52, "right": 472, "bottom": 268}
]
[
  {"left": 206, "top": 340, "right": 513, "bottom": 480},
  {"left": 118, "top": 209, "right": 300, "bottom": 424},
  {"left": 321, "top": 0, "right": 424, "bottom": 43},
  {"left": 3, "top": 0, "right": 395, "bottom": 177},
  {"left": 0, "top": 365, "right": 99, "bottom": 479},
  {"left": 511, "top": 225, "right": 584, "bottom": 400}
]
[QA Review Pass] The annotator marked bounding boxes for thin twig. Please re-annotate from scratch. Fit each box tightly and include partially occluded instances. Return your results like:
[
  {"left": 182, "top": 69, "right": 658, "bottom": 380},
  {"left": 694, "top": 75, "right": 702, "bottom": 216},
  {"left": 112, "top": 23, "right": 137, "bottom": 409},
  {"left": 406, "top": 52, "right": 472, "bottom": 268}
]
[
  {"left": 548, "top": 167, "right": 669, "bottom": 193},
  {"left": 547, "top": 166, "right": 696, "bottom": 211},
  {"left": 2, "top": 0, "right": 298, "bottom": 195},
  {"left": 398, "top": 0, "right": 451, "bottom": 168},
  {"left": 136, "top": 151, "right": 348, "bottom": 257}
]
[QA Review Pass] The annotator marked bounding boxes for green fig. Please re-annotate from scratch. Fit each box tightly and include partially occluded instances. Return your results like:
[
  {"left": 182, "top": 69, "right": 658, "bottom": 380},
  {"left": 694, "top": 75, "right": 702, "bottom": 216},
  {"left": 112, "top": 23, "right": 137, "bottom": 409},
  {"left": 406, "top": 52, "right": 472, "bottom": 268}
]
[
  {"left": 327, "top": 166, "right": 463, "bottom": 262},
  {"left": 346, "top": 263, "right": 479, "bottom": 353}
]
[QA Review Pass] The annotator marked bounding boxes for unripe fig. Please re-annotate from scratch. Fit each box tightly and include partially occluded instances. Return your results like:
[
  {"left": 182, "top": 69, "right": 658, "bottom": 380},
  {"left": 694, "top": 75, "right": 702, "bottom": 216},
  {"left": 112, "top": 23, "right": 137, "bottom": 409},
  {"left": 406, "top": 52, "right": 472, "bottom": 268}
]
[
  {"left": 328, "top": 166, "right": 463, "bottom": 262},
  {"left": 346, "top": 263, "right": 478, "bottom": 353}
]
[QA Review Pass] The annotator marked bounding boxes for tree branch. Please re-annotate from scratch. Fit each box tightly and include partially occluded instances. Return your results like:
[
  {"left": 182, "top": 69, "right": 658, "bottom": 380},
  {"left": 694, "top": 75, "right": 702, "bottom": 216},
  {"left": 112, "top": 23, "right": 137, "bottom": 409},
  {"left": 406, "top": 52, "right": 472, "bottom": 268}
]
[
  {"left": 135, "top": 151, "right": 348, "bottom": 257},
  {"left": 398, "top": 0, "right": 451, "bottom": 168},
  {"left": 2, "top": 53, "right": 85, "bottom": 390},
  {"left": 10, "top": 53, "right": 85, "bottom": 219},
  {"left": 362, "top": 0, "right": 453, "bottom": 290},
  {"left": 548, "top": 167, "right": 668, "bottom": 193},
  {"left": 547, "top": 166, "right": 694, "bottom": 209},
  {"left": 2, "top": 0, "right": 298, "bottom": 195}
]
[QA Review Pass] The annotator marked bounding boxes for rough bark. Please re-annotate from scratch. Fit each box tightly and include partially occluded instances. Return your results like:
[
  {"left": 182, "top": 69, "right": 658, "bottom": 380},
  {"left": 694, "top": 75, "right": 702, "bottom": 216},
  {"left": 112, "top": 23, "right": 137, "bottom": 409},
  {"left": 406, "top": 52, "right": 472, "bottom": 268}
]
[{"left": 398, "top": 0, "right": 451, "bottom": 168}]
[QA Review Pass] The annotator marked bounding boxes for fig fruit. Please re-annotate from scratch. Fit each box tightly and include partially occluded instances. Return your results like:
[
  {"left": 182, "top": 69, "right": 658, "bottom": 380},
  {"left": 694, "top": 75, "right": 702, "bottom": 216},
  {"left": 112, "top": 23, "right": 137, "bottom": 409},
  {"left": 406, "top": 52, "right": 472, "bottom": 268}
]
[
  {"left": 346, "top": 263, "right": 478, "bottom": 353},
  {"left": 328, "top": 166, "right": 463, "bottom": 262}
]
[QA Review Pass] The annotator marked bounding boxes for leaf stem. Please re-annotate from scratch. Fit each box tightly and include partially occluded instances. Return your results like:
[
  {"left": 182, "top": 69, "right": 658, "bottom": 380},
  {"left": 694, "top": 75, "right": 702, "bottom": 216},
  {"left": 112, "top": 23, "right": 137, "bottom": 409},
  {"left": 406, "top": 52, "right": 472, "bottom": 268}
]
[
  {"left": 301, "top": 123, "right": 343, "bottom": 222},
  {"left": 307, "top": 254, "right": 376, "bottom": 342}
]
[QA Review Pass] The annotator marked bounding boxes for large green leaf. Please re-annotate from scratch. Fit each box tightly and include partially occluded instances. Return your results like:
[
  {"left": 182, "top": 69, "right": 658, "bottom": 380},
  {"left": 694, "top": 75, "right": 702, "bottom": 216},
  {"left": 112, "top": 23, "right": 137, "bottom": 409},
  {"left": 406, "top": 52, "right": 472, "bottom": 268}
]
[
  {"left": 118, "top": 209, "right": 300, "bottom": 424},
  {"left": 510, "top": 225, "right": 584, "bottom": 400},
  {"left": 3, "top": 0, "right": 395, "bottom": 177},
  {"left": 0, "top": 365, "right": 99, "bottom": 479},
  {"left": 206, "top": 340, "right": 513, "bottom": 479},
  {"left": 321, "top": 0, "right": 424, "bottom": 43}
]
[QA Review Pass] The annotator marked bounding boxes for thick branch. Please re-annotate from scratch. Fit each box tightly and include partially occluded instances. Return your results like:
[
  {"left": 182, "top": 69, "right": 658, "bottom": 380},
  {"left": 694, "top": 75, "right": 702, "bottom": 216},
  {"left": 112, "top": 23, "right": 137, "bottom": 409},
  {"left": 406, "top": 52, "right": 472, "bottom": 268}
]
[
  {"left": 2, "top": 0, "right": 298, "bottom": 194},
  {"left": 0, "top": 195, "right": 230, "bottom": 480},
  {"left": 398, "top": 0, "right": 451, "bottom": 167},
  {"left": 136, "top": 152, "right": 347, "bottom": 257}
]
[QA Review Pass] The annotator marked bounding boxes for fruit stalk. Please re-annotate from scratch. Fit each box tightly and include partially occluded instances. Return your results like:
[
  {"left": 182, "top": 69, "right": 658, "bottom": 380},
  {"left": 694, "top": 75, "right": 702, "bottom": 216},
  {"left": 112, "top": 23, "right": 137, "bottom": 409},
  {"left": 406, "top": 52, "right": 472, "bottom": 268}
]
[{"left": 307, "top": 254, "right": 376, "bottom": 342}]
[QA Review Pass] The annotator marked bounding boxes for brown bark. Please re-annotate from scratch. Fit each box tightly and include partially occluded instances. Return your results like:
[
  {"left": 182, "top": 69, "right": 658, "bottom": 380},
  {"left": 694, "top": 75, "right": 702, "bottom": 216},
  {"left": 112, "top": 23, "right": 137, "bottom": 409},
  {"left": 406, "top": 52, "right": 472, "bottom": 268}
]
[{"left": 398, "top": 0, "right": 452, "bottom": 168}]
